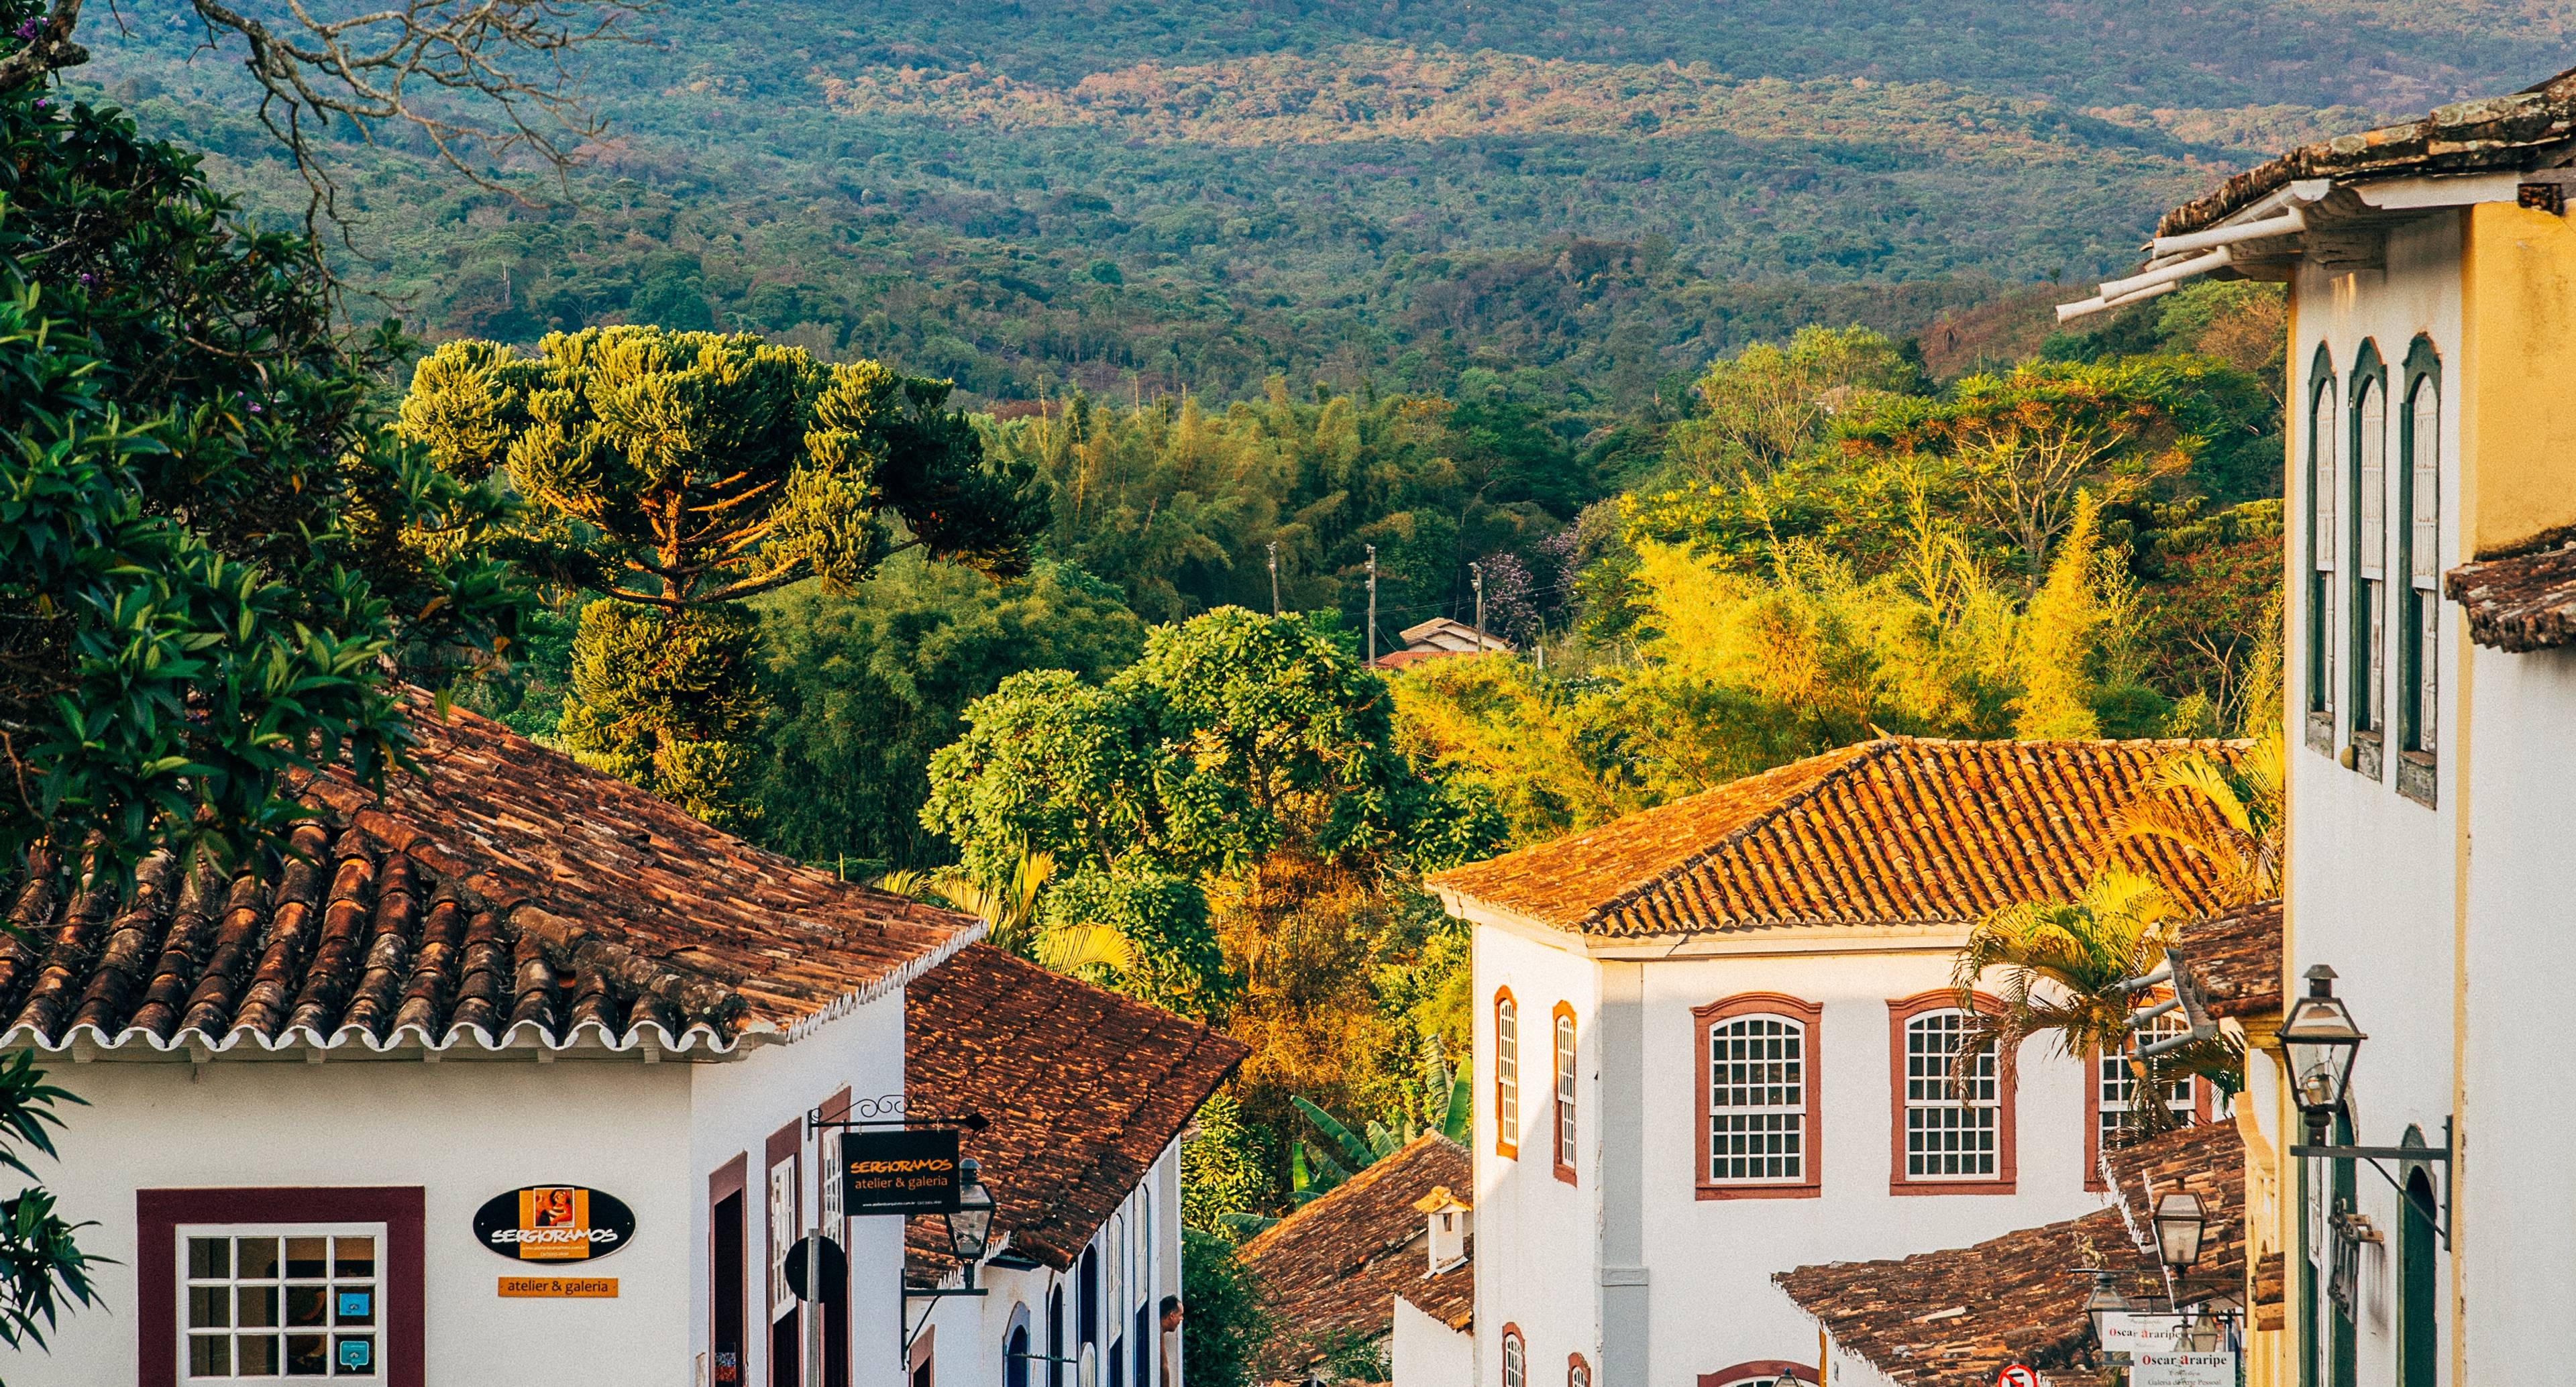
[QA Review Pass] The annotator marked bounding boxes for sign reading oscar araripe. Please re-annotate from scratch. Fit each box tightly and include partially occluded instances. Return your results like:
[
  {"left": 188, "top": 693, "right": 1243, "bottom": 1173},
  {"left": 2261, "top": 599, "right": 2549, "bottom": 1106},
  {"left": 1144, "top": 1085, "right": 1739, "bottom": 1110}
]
[
  {"left": 472, "top": 1185, "right": 637, "bottom": 1262},
  {"left": 841, "top": 1127, "right": 961, "bottom": 1214}
]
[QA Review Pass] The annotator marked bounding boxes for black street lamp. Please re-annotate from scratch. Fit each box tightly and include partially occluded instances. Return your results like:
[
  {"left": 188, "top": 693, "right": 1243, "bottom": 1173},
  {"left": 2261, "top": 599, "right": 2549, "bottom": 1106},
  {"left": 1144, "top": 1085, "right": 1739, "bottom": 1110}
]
[
  {"left": 2278, "top": 965, "right": 2364, "bottom": 1142},
  {"left": 945, "top": 1156, "right": 997, "bottom": 1269},
  {"left": 2151, "top": 1190, "right": 2208, "bottom": 1272},
  {"left": 2082, "top": 1270, "right": 2132, "bottom": 1348}
]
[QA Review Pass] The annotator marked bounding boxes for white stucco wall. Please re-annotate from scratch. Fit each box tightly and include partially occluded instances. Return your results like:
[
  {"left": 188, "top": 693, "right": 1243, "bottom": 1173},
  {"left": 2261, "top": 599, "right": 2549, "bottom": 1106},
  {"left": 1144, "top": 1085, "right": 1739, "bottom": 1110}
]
[
  {"left": 1393, "top": 1295, "right": 1471, "bottom": 1387},
  {"left": 1472, "top": 922, "right": 1603, "bottom": 1387},
  {"left": 2458, "top": 643, "right": 2576, "bottom": 1380},
  {"left": 23, "top": 1054, "right": 694, "bottom": 1386},
  {"left": 2283, "top": 216, "right": 2465, "bottom": 1387}
]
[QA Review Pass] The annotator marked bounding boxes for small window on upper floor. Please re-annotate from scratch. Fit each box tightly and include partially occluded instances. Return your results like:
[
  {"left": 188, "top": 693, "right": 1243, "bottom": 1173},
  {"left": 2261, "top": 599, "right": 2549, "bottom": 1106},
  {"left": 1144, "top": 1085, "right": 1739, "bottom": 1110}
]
[
  {"left": 1887, "top": 993, "right": 2016, "bottom": 1194},
  {"left": 2398, "top": 343, "right": 2441, "bottom": 807},
  {"left": 1568, "top": 1353, "right": 1591, "bottom": 1387},
  {"left": 1552, "top": 1003, "right": 1578, "bottom": 1185},
  {"left": 2351, "top": 362, "right": 2390, "bottom": 762},
  {"left": 1695, "top": 993, "right": 1825, "bottom": 1199},
  {"left": 1493, "top": 990, "right": 1519, "bottom": 1160},
  {"left": 2306, "top": 355, "right": 2339, "bottom": 752},
  {"left": 1501, "top": 1329, "right": 1525, "bottom": 1387}
]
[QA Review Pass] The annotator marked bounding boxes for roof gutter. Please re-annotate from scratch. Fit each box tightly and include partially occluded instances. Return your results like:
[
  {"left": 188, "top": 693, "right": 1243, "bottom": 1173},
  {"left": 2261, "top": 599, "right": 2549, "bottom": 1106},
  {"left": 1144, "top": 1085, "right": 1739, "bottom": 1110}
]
[
  {"left": 2054, "top": 246, "right": 2231, "bottom": 323},
  {"left": 2149, "top": 205, "right": 2306, "bottom": 258}
]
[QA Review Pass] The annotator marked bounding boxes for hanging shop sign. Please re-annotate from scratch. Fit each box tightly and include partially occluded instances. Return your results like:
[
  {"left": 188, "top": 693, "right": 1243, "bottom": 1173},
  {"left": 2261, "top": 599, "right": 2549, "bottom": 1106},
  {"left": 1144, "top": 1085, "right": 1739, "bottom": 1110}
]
[
  {"left": 841, "top": 1127, "right": 962, "bottom": 1214},
  {"left": 472, "top": 1185, "right": 637, "bottom": 1262},
  {"left": 2131, "top": 1351, "right": 2235, "bottom": 1387}
]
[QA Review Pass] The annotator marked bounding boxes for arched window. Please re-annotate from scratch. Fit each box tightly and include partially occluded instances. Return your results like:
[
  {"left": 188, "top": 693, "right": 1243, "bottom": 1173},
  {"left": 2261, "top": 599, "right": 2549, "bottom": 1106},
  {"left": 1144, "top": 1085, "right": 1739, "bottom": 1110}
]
[
  {"left": 1079, "top": 1247, "right": 1100, "bottom": 1347},
  {"left": 2349, "top": 344, "right": 2390, "bottom": 774},
  {"left": 1046, "top": 1288, "right": 1067, "bottom": 1387},
  {"left": 1006, "top": 1306, "right": 1033, "bottom": 1387},
  {"left": 1494, "top": 989, "right": 1520, "bottom": 1159},
  {"left": 1567, "top": 1353, "right": 1591, "bottom": 1387},
  {"left": 2398, "top": 339, "right": 2441, "bottom": 805},
  {"left": 2400, "top": 1168, "right": 2439, "bottom": 1386},
  {"left": 1501, "top": 1327, "right": 1525, "bottom": 1387},
  {"left": 1695, "top": 995, "right": 1823, "bottom": 1197},
  {"left": 1889, "top": 993, "right": 2015, "bottom": 1192},
  {"left": 1552, "top": 1002, "right": 1578, "bottom": 1184},
  {"left": 2306, "top": 349, "right": 2339, "bottom": 742}
]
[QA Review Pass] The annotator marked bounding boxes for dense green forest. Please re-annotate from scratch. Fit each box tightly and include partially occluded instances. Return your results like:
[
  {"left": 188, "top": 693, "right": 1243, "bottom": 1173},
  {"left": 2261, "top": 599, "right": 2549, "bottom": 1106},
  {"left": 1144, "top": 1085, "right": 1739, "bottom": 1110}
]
[{"left": 72, "top": 0, "right": 2565, "bottom": 404}]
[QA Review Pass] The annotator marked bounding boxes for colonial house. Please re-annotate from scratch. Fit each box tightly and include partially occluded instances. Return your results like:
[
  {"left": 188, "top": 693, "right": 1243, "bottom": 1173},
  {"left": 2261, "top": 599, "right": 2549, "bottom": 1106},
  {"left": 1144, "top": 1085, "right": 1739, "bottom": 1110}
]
[
  {"left": 0, "top": 693, "right": 977, "bottom": 1387},
  {"left": 1779, "top": 1121, "right": 2249, "bottom": 1386},
  {"left": 899, "top": 944, "right": 1246, "bottom": 1387},
  {"left": 2059, "top": 59, "right": 2576, "bottom": 1387},
  {"left": 1424, "top": 736, "right": 2245, "bottom": 1387},
  {"left": 1236, "top": 1135, "right": 1473, "bottom": 1387}
]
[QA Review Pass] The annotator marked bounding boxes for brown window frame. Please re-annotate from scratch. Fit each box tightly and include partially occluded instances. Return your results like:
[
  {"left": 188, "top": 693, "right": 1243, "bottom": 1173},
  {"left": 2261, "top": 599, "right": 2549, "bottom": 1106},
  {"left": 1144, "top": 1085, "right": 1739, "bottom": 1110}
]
[
  {"left": 2082, "top": 1031, "right": 2210, "bottom": 1190},
  {"left": 1567, "top": 1352, "right": 1591, "bottom": 1387},
  {"left": 1493, "top": 987, "right": 1519, "bottom": 1160},
  {"left": 1551, "top": 1001, "right": 1578, "bottom": 1186},
  {"left": 767, "top": 1118, "right": 803, "bottom": 1387},
  {"left": 138, "top": 1186, "right": 425, "bottom": 1387},
  {"left": 1693, "top": 993, "right": 1824, "bottom": 1201},
  {"left": 1499, "top": 1324, "right": 1525, "bottom": 1387},
  {"left": 1886, "top": 989, "right": 2018, "bottom": 1195},
  {"left": 711, "top": 1153, "right": 750, "bottom": 1387}
]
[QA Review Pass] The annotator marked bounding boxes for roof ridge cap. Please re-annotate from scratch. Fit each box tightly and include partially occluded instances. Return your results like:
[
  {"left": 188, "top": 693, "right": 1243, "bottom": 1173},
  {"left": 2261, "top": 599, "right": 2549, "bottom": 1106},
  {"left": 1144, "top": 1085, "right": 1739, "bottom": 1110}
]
[{"left": 1578, "top": 739, "right": 1899, "bottom": 932}]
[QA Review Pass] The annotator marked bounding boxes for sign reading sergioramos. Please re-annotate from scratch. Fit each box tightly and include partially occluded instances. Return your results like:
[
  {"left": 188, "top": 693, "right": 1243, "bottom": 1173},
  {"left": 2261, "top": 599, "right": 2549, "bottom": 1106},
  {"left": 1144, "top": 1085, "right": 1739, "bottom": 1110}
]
[
  {"left": 472, "top": 1186, "right": 637, "bottom": 1262},
  {"left": 841, "top": 1128, "right": 961, "bottom": 1214}
]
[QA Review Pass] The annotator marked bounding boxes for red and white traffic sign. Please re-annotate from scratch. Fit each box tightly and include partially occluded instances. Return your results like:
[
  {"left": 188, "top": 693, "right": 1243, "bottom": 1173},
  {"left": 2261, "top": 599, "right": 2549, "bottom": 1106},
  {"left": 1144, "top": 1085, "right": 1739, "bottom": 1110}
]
[{"left": 1996, "top": 1368, "right": 2041, "bottom": 1387}]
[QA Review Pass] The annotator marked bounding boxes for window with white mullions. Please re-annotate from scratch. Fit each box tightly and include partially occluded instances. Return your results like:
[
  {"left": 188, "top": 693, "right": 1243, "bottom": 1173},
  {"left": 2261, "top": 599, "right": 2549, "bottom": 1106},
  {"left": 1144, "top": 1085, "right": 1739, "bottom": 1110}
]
[
  {"left": 1552, "top": 1005, "right": 1578, "bottom": 1182},
  {"left": 1494, "top": 991, "right": 1519, "bottom": 1158},
  {"left": 1904, "top": 1010, "right": 1998, "bottom": 1180},
  {"left": 2401, "top": 359, "right": 2440, "bottom": 772},
  {"left": 2353, "top": 370, "right": 2389, "bottom": 738},
  {"left": 2307, "top": 359, "right": 2339, "bottom": 728},
  {"left": 1708, "top": 1015, "right": 1806, "bottom": 1182},
  {"left": 180, "top": 1225, "right": 383, "bottom": 1380},
  {"left": 2099, "top": 1015, "right": 2194, "bottom": 1144}
]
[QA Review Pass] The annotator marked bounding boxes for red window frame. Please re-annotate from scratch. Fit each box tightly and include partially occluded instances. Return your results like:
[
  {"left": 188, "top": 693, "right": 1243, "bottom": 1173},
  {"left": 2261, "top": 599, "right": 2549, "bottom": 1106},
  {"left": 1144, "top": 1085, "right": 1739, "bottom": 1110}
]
[
  {"left": 2082, "top": 1036, "right": 2211, "bottom": 1189},
  {"left": 1493, "top": 987, "right": 1519, "bottom": 1160},
  {"left": 1693, "top": 993, "right": 1824, "bottom": 1200},
  {"left": 1886, "top": 989, "right": 2018, "bottom": 1195},
  {"left": 1499, "top": 1325, "right": 1525, "bottom": 1387},
  {"left": 1567, "top": 1352, "right": 1591, "bottom": 1387},
  {"left": 1551, "top": 1001, "right": 1578, "bottom": 1186},
  {"left": 138, "top": 1186, "right": 426, "bottom": 1387}
]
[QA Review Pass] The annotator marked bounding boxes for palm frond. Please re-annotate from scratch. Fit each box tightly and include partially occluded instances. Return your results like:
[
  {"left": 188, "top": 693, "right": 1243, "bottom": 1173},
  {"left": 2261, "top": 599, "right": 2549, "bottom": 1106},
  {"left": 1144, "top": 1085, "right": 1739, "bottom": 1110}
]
[{"left": 1033, "top": 922, "right": 1136, "bottom": 974}]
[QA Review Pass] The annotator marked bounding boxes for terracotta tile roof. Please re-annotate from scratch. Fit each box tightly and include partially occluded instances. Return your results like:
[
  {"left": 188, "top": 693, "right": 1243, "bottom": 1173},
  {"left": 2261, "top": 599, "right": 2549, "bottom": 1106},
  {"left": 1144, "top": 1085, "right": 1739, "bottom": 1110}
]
[
  {"left": 2160, "top": 66, "right": 2576, "bottom": 236},
  {"left": 2174, "top": 899, "right": 2284, "bottom": 1022},
  {"left": 902, "top": 945, "right": 1247, "bottom": 1278},
  {"left": 1778, "top": 1122, "right": 2245, "bottom": 1387},
  {"left": 1238, "top": 1135, "right": 1472, "bottom": 1377},
  {"left": 2445, "top": 539, "right": 2576, "bottom": 652},
  {"left": 0, "top": 690, "right": 977, "bottom": 1058},
  {"left": 1371, "top": 649, "right": 1469, "bottom": 671},
  {"left": 1430, "top": 738, "right": 2243, "bottom": 940}
]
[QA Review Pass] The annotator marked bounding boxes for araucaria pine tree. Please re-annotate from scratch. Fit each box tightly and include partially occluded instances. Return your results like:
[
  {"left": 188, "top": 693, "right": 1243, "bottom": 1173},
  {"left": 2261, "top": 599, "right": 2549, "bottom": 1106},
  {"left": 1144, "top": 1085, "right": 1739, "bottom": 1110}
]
[{"left": 401, "top": 327, "right": 1042, "bottom": 828}]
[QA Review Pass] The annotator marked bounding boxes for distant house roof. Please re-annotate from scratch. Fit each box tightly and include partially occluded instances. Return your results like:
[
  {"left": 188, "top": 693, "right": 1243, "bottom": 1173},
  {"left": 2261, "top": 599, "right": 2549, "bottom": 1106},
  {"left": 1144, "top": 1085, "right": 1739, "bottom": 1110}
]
[
  {"left": 0, "top": 690, "right": 977, "bottom": 1059},
  {"left": 1239, "top": 1134, "right": 1473, "bottom": 1378},
  {"left": 2161, "top": 66, "right": 2576, "bottom": 237},
  {"left": 2174, "top": 898, "right": 2284, "bottom": 1022},
  {"left": 1395, "top": 617, "right": 1513, "bottom": 655},
  {"left": 1429, "top": 737, "right": 2242, "bottom": 943},
  {"left": 1371, "top": 649, "right": 1468, "bottom": 671},
  {"left": 1778, "top": 1121, "right": 2246, "bottom": 1387},
  {"left": 2446, "top": 538, "right": 2576, "bottom": 652},
  {"left": 903, "top": 945, "right": 1246, "bottom": 1278}
]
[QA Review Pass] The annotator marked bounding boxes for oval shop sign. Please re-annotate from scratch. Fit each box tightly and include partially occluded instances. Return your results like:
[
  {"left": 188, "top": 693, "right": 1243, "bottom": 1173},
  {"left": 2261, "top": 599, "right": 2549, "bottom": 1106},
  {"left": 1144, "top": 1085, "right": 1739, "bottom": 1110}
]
[{"left": 472, "top": 1186, "right": 637, "bottom": 1263}]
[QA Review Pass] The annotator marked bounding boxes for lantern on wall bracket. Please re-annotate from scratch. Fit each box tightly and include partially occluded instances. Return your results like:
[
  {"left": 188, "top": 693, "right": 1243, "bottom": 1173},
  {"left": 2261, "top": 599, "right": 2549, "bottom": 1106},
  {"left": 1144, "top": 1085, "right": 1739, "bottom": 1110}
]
[
  {"left": 2151, "top": 1190, "right": 2208, "bottom": 1272},
  {"left": 2277, "top": 965, "right": 2365, "bottom": 1143},
  {"left": 2082, "top": 1270, "right": 2133, "bottom": 1348}
]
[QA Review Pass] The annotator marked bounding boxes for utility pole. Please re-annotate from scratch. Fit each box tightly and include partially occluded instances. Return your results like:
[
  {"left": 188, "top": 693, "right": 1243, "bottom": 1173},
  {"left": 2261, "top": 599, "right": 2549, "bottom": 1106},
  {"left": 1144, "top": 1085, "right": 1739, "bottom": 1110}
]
[
  {"left": 1365, "top": 545, "right": 1378, "bottom": 667},
  {"left": 1469, "top": 562, "right": 1486, "bottom": 654},
  {"left": 1268, "top": 541, "right": 1280, "bottom": 616}
]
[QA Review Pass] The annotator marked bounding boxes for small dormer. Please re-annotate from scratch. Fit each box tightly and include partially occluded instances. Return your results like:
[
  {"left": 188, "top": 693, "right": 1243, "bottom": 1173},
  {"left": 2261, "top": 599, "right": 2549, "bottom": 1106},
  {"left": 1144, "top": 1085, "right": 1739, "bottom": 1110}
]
[{"left": 1412, "top": 1185, "right": 1472, "bottom": 1274}]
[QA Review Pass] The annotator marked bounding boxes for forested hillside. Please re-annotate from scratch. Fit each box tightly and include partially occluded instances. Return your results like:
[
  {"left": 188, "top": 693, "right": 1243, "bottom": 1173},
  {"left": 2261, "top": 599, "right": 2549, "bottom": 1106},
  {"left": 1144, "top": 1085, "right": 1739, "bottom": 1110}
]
[{"left": 72, "top": 0, "right": 2571, "bottom": 404}]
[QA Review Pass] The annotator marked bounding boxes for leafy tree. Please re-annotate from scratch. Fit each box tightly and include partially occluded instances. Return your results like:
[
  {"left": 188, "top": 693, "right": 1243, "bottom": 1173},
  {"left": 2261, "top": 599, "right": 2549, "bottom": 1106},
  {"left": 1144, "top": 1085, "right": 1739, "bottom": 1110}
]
[
  {"left": 751, "top": 555, "right": 1144, "bottom": 868},
  {"left": 1181, "top": 1093, "right": 1274, "bottom": 1233},
  {"left": 0, "top": 1053, "right": 97, "bottom": 1366},
  {"left": 1665, "top": 325, "right": 1928, "bottom": 484},
  {"left": 1180, "top": 1227, "right": 1274, "bottom": 1387},
  {"left": 0, "top": 87, "right": 521, "bottom": 875},
  {"left": 877, "top": 850, "right": 1136, "bottom": 975},
  {"left": 400, "top": 326, "right": 1044, "bottom": 826}
]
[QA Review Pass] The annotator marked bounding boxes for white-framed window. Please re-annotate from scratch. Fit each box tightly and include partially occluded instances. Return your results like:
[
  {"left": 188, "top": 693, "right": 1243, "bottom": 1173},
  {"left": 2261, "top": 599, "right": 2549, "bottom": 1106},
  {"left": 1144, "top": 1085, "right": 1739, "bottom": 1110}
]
[
  {"left": 1903, "top": 1009, "right": 1998, "bottom": 1180},
  {"left": 1709, "top": 1015, "right": 1807, "bottom": 1182},
  {"left": 2099, "top": 1016, "right": 2194, "bottom": 1144},
  {"left": 2355, "top": 372, "right": 2388, "bottom": 735},
  {"left": 2404, "top": 370, "right": 2440, "bottom": 759},
  {"left": 1552, "top": 1005, "right": 1578, "bottom": 1179},
  {"left": 1494, "top": 991, "right": 1519, "bottom": 1158},
  {"left": 181, "top": 1224, "right": 384, "bottom": 1380},
  {"left": 1501, "top": 1330, "right": 1525, "bottom": 1387},
  {"left": 768, "top": 1152, "right": 798, "bottom": 1321},
  {"left": 2308, "top": 364, "right": 2338, "bottom": 722}
]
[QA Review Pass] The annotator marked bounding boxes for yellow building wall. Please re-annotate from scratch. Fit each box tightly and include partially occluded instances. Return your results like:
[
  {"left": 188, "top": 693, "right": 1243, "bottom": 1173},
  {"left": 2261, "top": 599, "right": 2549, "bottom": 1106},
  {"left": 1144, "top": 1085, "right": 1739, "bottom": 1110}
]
[{"left": 2461, "top": 202, "right": 2576, "bottom": 555}]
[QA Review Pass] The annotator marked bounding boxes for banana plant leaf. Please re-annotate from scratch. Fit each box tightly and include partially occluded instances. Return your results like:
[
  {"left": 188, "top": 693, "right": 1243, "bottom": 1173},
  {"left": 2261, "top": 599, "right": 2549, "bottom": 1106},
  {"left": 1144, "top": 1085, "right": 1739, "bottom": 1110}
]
[{"left": 1293, "top": 1095, "right": 1379, "bottom": 1174}]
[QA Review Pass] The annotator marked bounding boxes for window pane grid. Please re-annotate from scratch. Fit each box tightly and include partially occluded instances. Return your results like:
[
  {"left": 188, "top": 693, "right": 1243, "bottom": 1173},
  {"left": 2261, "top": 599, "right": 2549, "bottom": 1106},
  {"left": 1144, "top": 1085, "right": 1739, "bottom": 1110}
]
[
  {"left": 1709, "top": 1016, "right": 1806, "bottom": 1182},
  {"left": 1495, "top": 998, "right": 1518, "bottom": 1145},
  {"left": 1554, "top": 1012, "right": 1577, "bottom": 1169},
  {"left": 2099, "top": 1016, "right": 2194, "bottom": 1145},
  {"left": 2357, "top": 378, "right": 2387, "bottom": 732},
  {"left": 182, "top": 1226, "right": 380, "bottom": 1380},
  {"left": 2406, "top": 378, "right": 2440, "bottom": 756},
  {"left": 2309, "top": 382, "right": 2337, "bottom": 716},
  {"left": 1903, "top": 1010, "right": 1998, "bottom": 1180}
]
